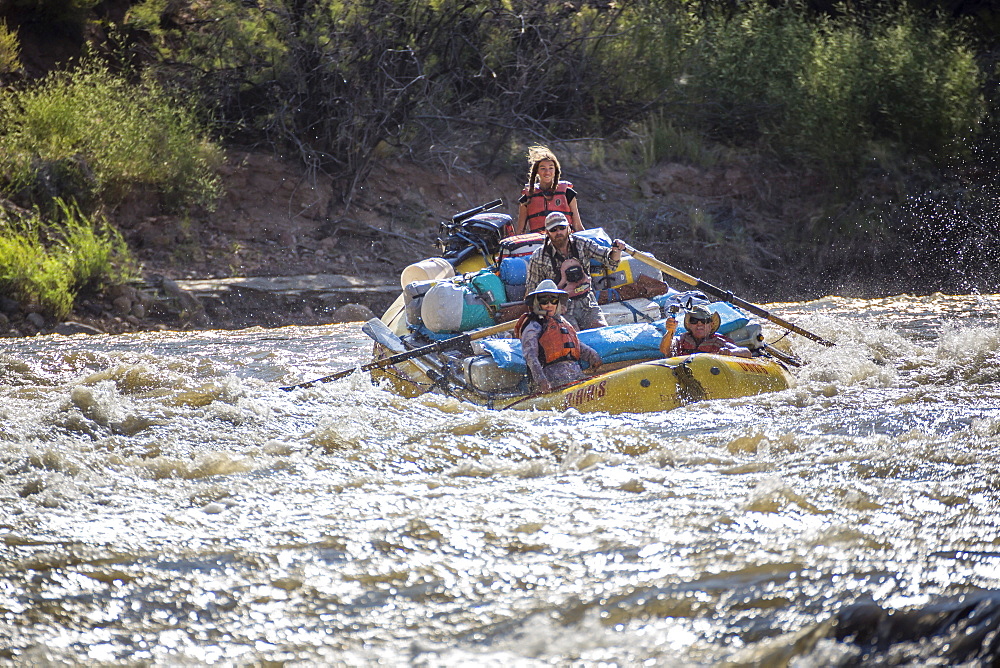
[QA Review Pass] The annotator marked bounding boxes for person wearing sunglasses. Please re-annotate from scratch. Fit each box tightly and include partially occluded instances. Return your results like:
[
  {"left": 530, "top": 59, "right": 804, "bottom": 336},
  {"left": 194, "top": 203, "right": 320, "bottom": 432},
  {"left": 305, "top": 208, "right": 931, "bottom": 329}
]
[
  {"left": 514, "top": 279, "right": 603, "bottom": 393},
  {"left": 524, "top": 211, "right": 626, "bottom": 331},
  {"left": 660, "top": 303, "right": 752, "bottom": 358}
]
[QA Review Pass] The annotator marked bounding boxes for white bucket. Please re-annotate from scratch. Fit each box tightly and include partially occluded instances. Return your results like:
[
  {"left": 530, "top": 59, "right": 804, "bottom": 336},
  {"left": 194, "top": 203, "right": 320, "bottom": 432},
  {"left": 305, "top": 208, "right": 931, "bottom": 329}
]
[{"left": 400, "top": 257, "right": 454, "bottom": 289}]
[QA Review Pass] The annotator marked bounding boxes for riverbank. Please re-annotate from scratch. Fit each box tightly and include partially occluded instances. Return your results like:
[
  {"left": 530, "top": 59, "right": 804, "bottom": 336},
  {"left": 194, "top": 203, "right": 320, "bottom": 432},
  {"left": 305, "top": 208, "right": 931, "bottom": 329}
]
[
  {"left": 0, "top": 146, "right": 957, "bottom": 338},
  {"left": 0, "top": 273, "right": 397, "bottom": 337}
]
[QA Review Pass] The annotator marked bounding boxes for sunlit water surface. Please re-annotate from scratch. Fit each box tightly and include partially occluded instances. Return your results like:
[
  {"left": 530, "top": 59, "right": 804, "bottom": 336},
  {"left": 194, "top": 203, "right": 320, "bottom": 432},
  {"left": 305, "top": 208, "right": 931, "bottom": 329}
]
[{"left": 3, "top": 293, "right": 1000, "bottom": 666}]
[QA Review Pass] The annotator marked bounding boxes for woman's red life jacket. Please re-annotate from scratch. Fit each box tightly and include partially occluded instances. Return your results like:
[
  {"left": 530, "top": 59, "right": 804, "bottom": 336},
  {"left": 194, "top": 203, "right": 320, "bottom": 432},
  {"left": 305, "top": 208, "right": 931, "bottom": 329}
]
[
  {"left": 515, "top": 313, "right": 581, "bottom": 365},
  {"left": 521, "top": 181, "right": 574, "bottom": 234}
]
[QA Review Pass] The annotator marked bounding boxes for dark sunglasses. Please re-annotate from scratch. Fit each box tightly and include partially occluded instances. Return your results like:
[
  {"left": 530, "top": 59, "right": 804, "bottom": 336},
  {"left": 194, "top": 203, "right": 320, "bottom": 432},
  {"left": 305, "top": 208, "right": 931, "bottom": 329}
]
[
  {"left": 537, "top": 295, "right": 561, "bottom": 305},
  {"left": 689, "top": 316, "right": 713, "bottom": 325}
]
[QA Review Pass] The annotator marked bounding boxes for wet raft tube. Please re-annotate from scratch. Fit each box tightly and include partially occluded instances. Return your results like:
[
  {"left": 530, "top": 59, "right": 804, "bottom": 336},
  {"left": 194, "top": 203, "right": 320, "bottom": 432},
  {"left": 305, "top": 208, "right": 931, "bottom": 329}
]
[{"left": 511, "top": 354, "right": 792, "bottom": 413}]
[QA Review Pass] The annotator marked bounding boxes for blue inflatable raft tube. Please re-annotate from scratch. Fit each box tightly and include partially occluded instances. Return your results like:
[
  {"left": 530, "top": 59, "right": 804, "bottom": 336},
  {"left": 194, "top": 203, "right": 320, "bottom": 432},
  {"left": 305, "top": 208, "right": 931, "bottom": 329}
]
[{"left": 479, "top": 302, "right": 750, "bottom": 374}]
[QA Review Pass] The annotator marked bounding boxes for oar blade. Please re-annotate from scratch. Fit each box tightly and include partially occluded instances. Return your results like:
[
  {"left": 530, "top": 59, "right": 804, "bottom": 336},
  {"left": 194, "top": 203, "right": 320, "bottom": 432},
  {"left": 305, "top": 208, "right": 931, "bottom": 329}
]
[
  {"left": 362, "top": 318, "right": 407, "bottom": 353},
  {"left": 279, "top": 366, "right": 358, "bottom": 391}
]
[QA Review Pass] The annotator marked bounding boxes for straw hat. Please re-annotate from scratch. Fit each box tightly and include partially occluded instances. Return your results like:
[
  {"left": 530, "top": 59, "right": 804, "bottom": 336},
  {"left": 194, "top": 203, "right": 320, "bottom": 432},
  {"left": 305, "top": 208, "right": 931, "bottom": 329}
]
[{"left": 683, "top": 303, "right": 721, "bottom": 334}]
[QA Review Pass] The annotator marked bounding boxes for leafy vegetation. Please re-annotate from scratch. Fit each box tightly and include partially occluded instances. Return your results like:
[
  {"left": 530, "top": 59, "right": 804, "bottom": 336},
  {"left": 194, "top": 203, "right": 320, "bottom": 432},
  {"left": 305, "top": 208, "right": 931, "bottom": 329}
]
[
  {"left": 0, "top": 0, "right": 997, "bottom": 311},
  {"left": 683, "top": 4, "right": 982, "bottom": 175},
  {"left": 0, "top": 200, "right": 138, "bottom": 318},
  {"left": 0, "top": 21, "right": 19, "bottom": 76},
  {"left": 0, "top": 59, "right": 222, "bottom": 214},
  {"left": 0, "top": 56, "right": 218, "bottom": 319},
  {"left": 123, "top": 0, "right": 985, "bottom": 201}
]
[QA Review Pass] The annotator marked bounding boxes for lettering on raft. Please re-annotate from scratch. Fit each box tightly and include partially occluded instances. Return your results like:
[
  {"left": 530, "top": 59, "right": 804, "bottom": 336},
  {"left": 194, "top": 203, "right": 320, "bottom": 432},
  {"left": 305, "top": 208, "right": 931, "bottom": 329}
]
[
  {"left": 733, "top": 360, "right": 771, "bottom": 375},
  {"left": 564, "top": 380, "right": 608, "bottom": 408}
]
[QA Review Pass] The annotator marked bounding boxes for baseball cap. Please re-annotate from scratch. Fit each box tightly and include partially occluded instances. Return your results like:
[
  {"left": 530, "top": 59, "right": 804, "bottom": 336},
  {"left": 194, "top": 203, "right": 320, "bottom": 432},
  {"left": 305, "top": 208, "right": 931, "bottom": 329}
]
[{"left": 544, "top": 212, "right": 570, "bottom": 231}]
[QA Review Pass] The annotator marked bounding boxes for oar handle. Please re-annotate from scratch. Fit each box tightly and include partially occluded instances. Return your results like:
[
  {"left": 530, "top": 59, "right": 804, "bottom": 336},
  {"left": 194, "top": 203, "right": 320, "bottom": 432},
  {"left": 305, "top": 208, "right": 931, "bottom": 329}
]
[
  {"left": 468, "top": 320, "right": 519, "bottom": 340},
  {"left": 622, "top": 244, "right": 835, "bottom": 348}
]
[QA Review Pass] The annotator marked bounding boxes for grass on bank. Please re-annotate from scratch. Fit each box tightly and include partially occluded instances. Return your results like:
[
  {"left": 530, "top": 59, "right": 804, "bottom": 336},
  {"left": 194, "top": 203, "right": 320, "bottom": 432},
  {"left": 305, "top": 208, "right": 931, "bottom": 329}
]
[
  {"left": 0, "top": 58, "right": 222, "bottom": 214},
  {"left": 0, "top": 200, "right": 138, "bottom": 319},
  {"left": 0, "top": 57, "right": 213, "bottom": 318}
]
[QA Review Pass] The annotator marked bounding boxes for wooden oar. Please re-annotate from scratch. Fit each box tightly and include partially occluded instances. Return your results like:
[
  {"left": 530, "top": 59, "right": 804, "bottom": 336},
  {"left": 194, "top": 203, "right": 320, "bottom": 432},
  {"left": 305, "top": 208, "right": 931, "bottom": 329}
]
[
  {"left": 622, "top": 243, "right": 835, "bottom": 348},
  {"left": 279, "top": 319, "right": 517, "bottom": 391},
  {"left": 762, "top": 343, "right": 803, "bottom": 368}
]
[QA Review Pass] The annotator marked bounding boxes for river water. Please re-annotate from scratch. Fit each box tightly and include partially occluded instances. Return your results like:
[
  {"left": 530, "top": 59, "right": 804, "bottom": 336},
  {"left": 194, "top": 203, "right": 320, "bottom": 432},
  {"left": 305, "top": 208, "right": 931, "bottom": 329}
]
[{"left": 3, "top": 292, "right": 1000, "bottom": 666}]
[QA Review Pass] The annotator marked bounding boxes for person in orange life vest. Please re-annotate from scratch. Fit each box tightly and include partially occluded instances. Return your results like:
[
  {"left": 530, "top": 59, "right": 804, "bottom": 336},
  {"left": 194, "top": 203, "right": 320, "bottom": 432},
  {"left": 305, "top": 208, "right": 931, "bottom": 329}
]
[
  {"left": 659, "top": 303, "right": 752, "bottom": 358},
  {"left": 515, "top": 145, "right": 585, "bottom": 235},
  {"left": 515, "top": 280, "right": 602, "bottom": 394},
  {"left": 524, "top": 212, "right": 625, "bottom": 331}
]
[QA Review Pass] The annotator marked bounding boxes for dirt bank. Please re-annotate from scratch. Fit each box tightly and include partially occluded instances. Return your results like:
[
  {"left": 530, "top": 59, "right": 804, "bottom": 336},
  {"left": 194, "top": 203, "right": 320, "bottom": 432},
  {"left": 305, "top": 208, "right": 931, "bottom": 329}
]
[{"left": 1, "top": 147, "right": 841, "bottom": 337}]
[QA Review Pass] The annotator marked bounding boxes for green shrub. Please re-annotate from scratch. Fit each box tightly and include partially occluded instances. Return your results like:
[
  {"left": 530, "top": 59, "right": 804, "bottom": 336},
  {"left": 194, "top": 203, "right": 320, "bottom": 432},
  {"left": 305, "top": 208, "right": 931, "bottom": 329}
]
[
  {"left": 0, "top": 21, "right": 20, "bottom": 75},
  {"left": 867, "top": 13, "right": 982, "bottom": 153},
  {"left": 51, "top": 199, "right": 138, "bottom": 294},
  {"left": 0, "top": 59, "right": 222, "bottom": 213},
  {"left": 0, "top": 229, "right": 73, "bottom": 318},
  {"left": 686, "top": 2, "right": 815, "bottom": 142},
  {"left": 683, "top": 2, "right": 983, "bottom": 174},
  {"left": 0, "top": 200, "right": 138, "bottom": 319}
]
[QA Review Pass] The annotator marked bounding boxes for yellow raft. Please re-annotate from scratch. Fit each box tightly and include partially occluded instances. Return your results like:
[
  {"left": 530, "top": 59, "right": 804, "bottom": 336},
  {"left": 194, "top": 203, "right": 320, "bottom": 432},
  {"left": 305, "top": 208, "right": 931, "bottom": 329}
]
[
  {"left": 366, "top": 201, "right": 796, "bottom": 414},
  {"left": 368, "top": 323, "right": 792, "bottom": 415},
  {"left": 508, "top": 354, "right": 791, "bottom": 413}
]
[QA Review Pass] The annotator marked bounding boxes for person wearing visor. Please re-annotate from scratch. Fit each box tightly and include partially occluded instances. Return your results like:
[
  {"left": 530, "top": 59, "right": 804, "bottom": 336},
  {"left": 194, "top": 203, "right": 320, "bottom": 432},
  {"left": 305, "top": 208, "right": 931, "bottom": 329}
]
[
  {"left": 524, "top": 212, "right": 625, "bottom": 331},
  {"left": 515, "top": 279, "right": 603, "bottom": 393},
  {"left": 660, "top": 303, "right": 752, "bottom": 358}
]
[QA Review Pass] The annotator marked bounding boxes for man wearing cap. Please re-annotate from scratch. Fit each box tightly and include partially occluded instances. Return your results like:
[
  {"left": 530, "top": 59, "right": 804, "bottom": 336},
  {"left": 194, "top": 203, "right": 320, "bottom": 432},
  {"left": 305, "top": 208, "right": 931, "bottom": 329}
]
[
  {"left": 524, "top": 212, "right": 626, "bottom": 330},
  {"left": 660, "top": 303, "right": 752, "bottom": 358}
]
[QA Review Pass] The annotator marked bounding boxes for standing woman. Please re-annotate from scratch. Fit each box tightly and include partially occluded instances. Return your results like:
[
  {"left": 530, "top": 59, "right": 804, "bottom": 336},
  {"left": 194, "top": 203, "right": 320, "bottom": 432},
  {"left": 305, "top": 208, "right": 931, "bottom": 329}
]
[{"left": 515, "top": 145, "right": 585, "bottom": 235}]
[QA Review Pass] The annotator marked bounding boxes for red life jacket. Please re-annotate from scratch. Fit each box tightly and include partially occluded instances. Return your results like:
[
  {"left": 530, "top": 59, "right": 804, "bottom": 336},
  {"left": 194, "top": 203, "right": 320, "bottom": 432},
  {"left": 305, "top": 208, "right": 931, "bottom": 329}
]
[
  {"left": 515, "top": 313, "right": 581, "bottom": 365},
  {"left": 521, "top": 181, "right": 574, "bottom": 234},
  {"left": 675, "top": 332, "right": 733, "bottom": 355}
]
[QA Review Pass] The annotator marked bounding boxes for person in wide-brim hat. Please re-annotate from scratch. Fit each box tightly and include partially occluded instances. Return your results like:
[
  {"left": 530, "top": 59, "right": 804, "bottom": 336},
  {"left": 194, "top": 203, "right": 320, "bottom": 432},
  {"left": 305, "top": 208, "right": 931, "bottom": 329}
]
[
  {"left": 683, "top": 303, "right": 721, "bottom": 334},
  {"left": 660, "top": 303, "right": 752, "bottom": 359},
  {"left": 515, "top": 279, "right": 602, "bottom": 393},
  {"left": 524, "top": 278, "right": 568, "bottom": 316}
]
